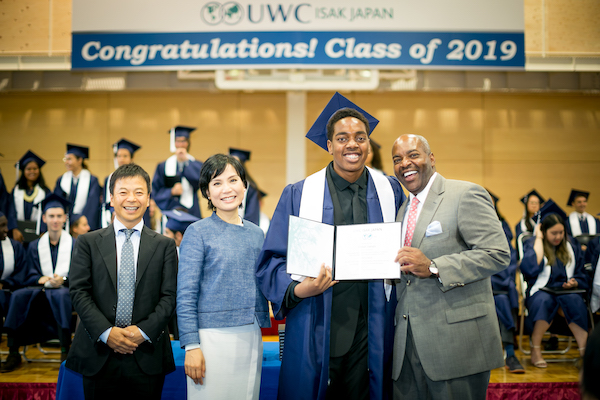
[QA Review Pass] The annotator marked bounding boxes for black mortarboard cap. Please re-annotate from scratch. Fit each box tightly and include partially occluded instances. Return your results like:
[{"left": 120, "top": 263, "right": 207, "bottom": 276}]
[
  {"left": 536, "top": 198, "right": 568, "bottom": 224},
  {"left": 41, "top": 193, "right": 70, "bottom": 213},
  {"left": 113, "top": 138, "right": 141, "bottom": 157},
  {"left": 66, "top": 143, "right": 89, "bottom": 159},
  {"left": 229, "top": 148, "right": 251, "bottom": 163},
  {"left": 520, "top": 189, "right": 545, "bottom": 205},
  {"left": 169, "top": 126, "right": 196, "bottom": 139},
  {"left": 305, "top": 92, "right": 379, "bottom": 151},
  {"left": 163, "top": 209, "right": 199, "bottom": 233},
  {"left": 567, "top": 189, "right": 590, "bottom": 206},
  {"left": 16, "top": 150, "right": 45, "bottom": 170}
]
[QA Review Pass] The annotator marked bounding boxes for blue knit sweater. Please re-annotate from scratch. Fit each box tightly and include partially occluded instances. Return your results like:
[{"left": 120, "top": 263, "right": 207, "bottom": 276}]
[{"left": 177, "top": 212, "right": 270, "bottom": 348}]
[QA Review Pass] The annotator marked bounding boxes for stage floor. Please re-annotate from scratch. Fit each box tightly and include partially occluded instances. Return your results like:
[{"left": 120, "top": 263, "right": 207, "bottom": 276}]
[{"left": 0, "top": 335, "right": 580, "bottom": 384}]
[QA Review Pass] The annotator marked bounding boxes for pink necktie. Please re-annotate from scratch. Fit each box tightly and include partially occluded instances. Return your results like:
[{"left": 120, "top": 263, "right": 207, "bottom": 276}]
[{"left": 404, "top": 197, "right": 420, "bottom": 247}]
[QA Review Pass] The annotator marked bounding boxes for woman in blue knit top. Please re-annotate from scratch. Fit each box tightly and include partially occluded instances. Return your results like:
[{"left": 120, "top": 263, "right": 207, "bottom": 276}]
[{"left": 177, "top": 154, "right": 270, "bottom": 400}]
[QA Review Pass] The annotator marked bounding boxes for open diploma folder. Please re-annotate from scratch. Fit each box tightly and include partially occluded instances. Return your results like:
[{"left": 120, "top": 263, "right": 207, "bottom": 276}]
[{"left": 286, "top": 215, "right": 402, "bottom": 280}]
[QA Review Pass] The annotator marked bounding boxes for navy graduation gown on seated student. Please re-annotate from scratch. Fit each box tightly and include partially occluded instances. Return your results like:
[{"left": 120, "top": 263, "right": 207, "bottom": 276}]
[
  {"left": 520, "top": 236, "right": 589, "bottom": 331},
  {"left": 565, "top": 212, "right": 600, "bottom": 236},
  {"left": 0, "top": 238, "right": 27, "bottom": 317},
  {"left": 4, "top": 233, "right": 75, "bottom": 344},
  {"left": 585, "top": 236, "right": 600, "bottom": 312},
  {"left": 492, "top": 221, "right": 519, "bottom": 331},
  {"left": 12, "top": 186, "right": 51, "bottom": 222},
  {"left": 515, "top": 217, "right": 535, "bottom": 242},
  {"left": 152, "top": 158, "right": 202, "bottom": 218},
  {"left": 54, "top": 173, "right": 102, "bottom": 231},
  {"left": 255, "top": 172, "right": 405, "bottom": 400},
  {"left": 0, "top": 171, "right": 18, "bottom": 231},
  {"left": 243, "top": 184, "right": 260, "bottom": 225}
]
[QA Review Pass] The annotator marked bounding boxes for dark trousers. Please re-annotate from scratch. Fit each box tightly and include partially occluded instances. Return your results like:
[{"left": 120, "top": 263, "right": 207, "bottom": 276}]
[
  {"left": 326, "top": 311, "right": 369, "bottom": 400},
  {"left": 82, "top": 352, "right": 165, "bottom": 400},
  {"left": 393, "top": 323, "right": 490, "bottom": 400}
]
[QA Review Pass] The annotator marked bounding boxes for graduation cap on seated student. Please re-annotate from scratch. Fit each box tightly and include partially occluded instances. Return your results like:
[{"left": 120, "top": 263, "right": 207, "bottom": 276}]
[
  {"left": 305, "top": 92, "right": 379, "bottom": 151},
  {"left": 112, "top": 138, "right": 141, "bottom": 169},
  {"left": 534, "top": 198, "right": 568, "bottom": 225},
  {"left": 168, "top": 126, "right": 196, "bottom": 153},
  {"left": 520, "top": 189, "right": 545, "bottom": 206},
  {"left": 163, "top": 209, "right": 199, "bottom": 234},
  {"left": 36, "top": 193, "right": 71, "bottom": 234},
  {"left": 66, "top": 144, "right": 89, "bottom": 160},
  {"left": 566, "top": 189, "right": 590, "bottom": 207},
  {"left": 229, "top": 148, "right": 251, "bottom": 164}
]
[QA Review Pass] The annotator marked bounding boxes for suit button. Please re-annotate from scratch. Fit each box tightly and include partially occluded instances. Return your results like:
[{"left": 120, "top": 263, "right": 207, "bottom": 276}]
[
  {"left": 403, "top": 315, "right": 407, "bottom": 319},
  {"left": 406, "top": 280, "right": 411, "bottom": 286}
]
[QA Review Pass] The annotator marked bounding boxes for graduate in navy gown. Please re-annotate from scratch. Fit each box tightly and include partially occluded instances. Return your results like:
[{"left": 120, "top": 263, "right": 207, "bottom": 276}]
[
  {"left": 0, "top": 212, "right": 27, "bottom": 339},
  {"left": 256, "top": 93, "right": 406, "bottom": 400},
  {"left": 54, "top": 144, "right": 102, "bottom": 231},
  {"left": 487, "top": 190, "right": 524, "bottom": 373},
  {"left": 2, "top": 194, "right": 75, "bottom": 372},
  {"left": 11, "top": 150, "right": 51, "bottom": 241},
  {"left": 515, "top": 189, "right": 545, "bottom": 241},
  {"left": 152, "top": 126, "right": 203, "bottom": 219},
  {"left": 584, "top": 236, "right": 600, "bottom": 318},
  {"left": 520, "top": 201, "right": 589, "bottom": 368},
  {"left": 0, "top": 169, "right": 20, "bottom": 242},
  {"left": 565, "top": 189, "right": 600, "bottom": 245},
  {"left": 229, "top": 148, "right": 260, "bottom": 225}
]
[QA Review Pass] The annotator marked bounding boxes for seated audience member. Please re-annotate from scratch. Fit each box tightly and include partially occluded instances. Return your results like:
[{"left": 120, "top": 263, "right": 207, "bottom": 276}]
[
  {"left": 520, "top": 201, "right": 588, "bottom": 368},
  {"left": 12, "top": 150, "right": 51, "bottom": 241},
  {"left": 0, "top": 212, "right": 27, "bottom": 337},
  {"left": 584, "top": 236, "right": 600, "bottom": 319},
  {"left": 581, "top": 326, "right": 600, "bottom": 400},
  {"left": 565, "top": 189, "right": 599, "bottom": 249},
  {"left": 1, "top": 194, "right": 75, "bottom": 372},
  {"left": 69, "top": 214, "right": 90, "bottom": 239},
  {"left": 163, "top": 209, "right": 199, "bottom": 250},
  {"left": 54, "top": 144, "right": 102, "bottom": 231},
  {"left": 488, "top": 190, "right": 524, "bottom": 373},
  {"left": 515, "top": 189, "right": 545, "bottom": 240}
]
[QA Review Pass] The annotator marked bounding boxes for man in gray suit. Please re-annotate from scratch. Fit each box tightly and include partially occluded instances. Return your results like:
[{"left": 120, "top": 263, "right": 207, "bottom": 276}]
[{"left": 391, "top": 134, "right": 510, "bottom": 399}]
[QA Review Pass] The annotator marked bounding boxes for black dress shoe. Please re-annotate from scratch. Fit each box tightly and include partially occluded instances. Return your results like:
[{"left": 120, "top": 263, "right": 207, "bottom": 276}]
[
  {"left": 505, "top": 355, "right": 525, "bottom": 373},
  {"left": 1, "top": 353, "right": 22, "bottom": 373}
]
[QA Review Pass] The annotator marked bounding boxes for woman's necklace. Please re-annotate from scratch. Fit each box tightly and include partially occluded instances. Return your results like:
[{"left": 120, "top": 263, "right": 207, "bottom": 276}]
[{"left": 22, "top": 185, "right": 39, "bottom": 203}]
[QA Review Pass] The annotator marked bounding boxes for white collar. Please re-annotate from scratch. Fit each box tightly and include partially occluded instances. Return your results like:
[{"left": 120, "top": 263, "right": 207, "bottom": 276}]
[{"left": 113, "top": 218, "right": 144, "bottom": 235}]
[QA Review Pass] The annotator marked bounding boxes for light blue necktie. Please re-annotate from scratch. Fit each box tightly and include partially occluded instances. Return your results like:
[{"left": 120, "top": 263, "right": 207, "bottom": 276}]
[{"left": 115, "top": 229, "right": 136, "bottom": 328}]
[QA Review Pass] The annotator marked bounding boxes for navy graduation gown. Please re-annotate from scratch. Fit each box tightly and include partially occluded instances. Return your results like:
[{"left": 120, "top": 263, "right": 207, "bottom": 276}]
[
  {"left": 54, "top": 173, "right": 102, "bottom": 231},
  {"left": 492, "top": 221, "right": 519, "bottom": 330},
  {"left": 0, "top": 238, "right": 27, "bottom": 318},
  {"left": 4, "top": 235, "right": 75, "bottom": 339},
  {"left": 0, "top": 171, "right": 18, "bottom": 231},
  {"left": 243, "top": 184, "right": 260, "bottom": 225},
  {"left": 152, "top": 159, "right": 203, "bottom": 218},
  {"left": 256, "top": 172, "right": 405, "bottom": 400},
  {"left": 521, "top": 236, "right": 589, "bottom": 330}
]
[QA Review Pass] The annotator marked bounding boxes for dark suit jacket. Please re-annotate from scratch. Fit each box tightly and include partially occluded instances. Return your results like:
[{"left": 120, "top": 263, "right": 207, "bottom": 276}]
[{"left": 66, "top": 224, "right": 177, "bottom": 377}]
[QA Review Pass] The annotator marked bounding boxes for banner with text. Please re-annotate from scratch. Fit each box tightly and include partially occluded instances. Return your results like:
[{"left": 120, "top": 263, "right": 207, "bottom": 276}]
[{"left": 72, "top": 1, "right": 525, "bottom": 70}]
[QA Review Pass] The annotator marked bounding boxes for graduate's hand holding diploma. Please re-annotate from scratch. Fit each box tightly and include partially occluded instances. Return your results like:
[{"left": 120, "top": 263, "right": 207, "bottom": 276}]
[
  {"left": 185, "top": 348, "right": 206, "bottom": 385},
  {"left": 294, "top": 264, "right": 338, "bottom": 298}
]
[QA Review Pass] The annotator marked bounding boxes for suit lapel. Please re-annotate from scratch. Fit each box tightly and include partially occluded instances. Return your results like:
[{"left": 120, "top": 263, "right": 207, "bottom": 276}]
[
  {"left": 412, "top": 175, "right": 445, "bottom": 249},
  {"left": 96, "top": 226, "right": 118, "bottom": 291},
  {"left": 136, "top": 226, "right": 158, "bottom": 288}
]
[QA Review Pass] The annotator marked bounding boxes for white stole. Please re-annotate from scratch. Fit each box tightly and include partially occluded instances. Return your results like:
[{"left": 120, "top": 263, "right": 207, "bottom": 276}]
[
  {"left": 568, "top": 212, "right": 597, "bottom": 236},
  {"left": 165, "top": 155, "right": 194, "bottom": 209},
  {"left": 102, "top": 172, "right": 114, "bottom": 228},
  {"left": 37, "top": 230, "right": 72, "bottom": 278},
  {"left": 296, "top": 166, "right": 396, "bottom": 299},
  {"left": 1, "top": 238, "right": 15, "bottom": 279},
  {"left": 13, "top": 185, "right": 46, "bottom": 221},
  {"left": 60, "top": 169, "right": 91, "bottom": 215},
  {"left": 528, "top": 241, "right": 576, "bottom": 297},
  {"left": 591, "top": 257, "right": 600, "bottom": 313}
]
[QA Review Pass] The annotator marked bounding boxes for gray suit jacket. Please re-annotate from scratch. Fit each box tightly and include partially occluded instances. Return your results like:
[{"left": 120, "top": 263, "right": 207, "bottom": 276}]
[{"left": 393, "top": 174, "right": 509, "bottom": 381}]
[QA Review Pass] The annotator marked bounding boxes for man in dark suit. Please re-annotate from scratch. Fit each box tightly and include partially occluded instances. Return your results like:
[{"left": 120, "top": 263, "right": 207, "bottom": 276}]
[
  {"left": 66, "top": 163, "right": 177, "bottom": 399},
  {"left": 391, "top": 134, "right": 510, "bottom": 399}
]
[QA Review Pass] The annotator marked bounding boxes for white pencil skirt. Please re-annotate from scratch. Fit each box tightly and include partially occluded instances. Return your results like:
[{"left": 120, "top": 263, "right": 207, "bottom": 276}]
[{"left": 187, "top": 319, "right": 263, "bottom": 400}]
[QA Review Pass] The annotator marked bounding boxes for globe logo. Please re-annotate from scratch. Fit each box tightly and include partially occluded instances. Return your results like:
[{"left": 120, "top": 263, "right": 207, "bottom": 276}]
[{"left": 201, "top": 2, "right": 244, "bottom": 25}]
